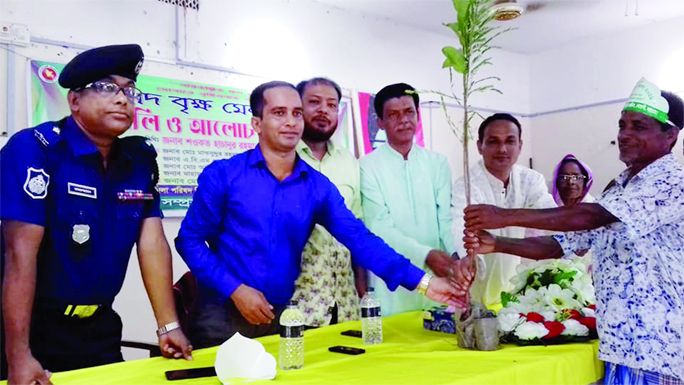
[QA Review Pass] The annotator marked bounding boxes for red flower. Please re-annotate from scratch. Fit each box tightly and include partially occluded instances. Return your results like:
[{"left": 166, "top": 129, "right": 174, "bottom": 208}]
[
  {"left": 542, "top": 321, "right": 565, "bottom": 339},
  {"left": 588, "top": 304, "right": 596, "bottom": 310},
  {"left": 578, "top": 317, "right": 596, "bottom": 330},
  {"left": 526, "top": 312, "right": 545, "bottom": 323},
  {"left": 563, "top": 309, "right": 581, "bottom": 320}
]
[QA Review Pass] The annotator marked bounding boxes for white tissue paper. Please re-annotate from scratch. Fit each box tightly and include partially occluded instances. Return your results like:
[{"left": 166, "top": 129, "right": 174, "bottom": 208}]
[{"left": 214, "top": 332, "right": 277, "bottom": 384}]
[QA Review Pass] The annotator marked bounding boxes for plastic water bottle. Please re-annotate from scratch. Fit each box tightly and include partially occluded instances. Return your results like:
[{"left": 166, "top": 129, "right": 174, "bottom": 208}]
[
  {"left": 360, "top": 288, "right": 383, "bottom": 345},
  {"left": 279, "top": 300, "right": 304, "bottom": 370}
]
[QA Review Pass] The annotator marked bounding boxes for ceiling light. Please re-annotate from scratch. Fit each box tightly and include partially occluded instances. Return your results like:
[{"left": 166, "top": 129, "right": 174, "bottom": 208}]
[{"left": 491, "top": 1, "right": 524, "bottom": 21}]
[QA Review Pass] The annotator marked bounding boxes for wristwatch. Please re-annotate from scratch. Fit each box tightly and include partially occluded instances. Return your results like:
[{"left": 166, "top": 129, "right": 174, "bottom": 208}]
[
  {"left": 156, "top": 321, "right": 181, "bottom": 337},
  {"left": 417, "top": 273, "right": 433, "bottom": 296}
]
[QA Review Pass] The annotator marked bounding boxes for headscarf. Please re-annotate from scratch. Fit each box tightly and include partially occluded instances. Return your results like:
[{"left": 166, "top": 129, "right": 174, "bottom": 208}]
[{"left": 552, "top": 154, "right": 594, "bottom": 206}]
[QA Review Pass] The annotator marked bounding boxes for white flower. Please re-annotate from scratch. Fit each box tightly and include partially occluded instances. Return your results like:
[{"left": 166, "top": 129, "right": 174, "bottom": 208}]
[
  {"left": 498, "top": 312, "right": 524, "bottom": 333},
  {"left": 561, "top": 319, "right": 589, "bottom": 337},
  {"left": 511, "top": 262, "right": 536, "bottom": 293},
  {"left": 571, "top": 274, "right": 596, "bottom": 304},
  {"left": 555, "top": 261, "right": 583, "bottom": 289},
  {"left": 519, "top": 288, "right": 550, "bottom": 312},
  {"left": 513, "top": 321, "right": 549, "bottom": 340},
  {"left": 540, "top": 308, "right": 558, "bottom": 322},
  {"left": 515, "top": 260, "right": 539, "bottom": 275},
  {"left": 510, "top": 272, "right": 528, "bottom": 293},
  {"left": 501, "top": 301, "right": 534, "bottom": 317},
  {"left": 532, "top": 260, "right": 557, "bottom": 274},
  {"left": 498, "top": 306, "right": 516, "bottom": 315},
  {"left": 582, "top": 307, "right": 596, "bottom": 318},
  {"left": 545, "top": 284, "right": 582, "bottom": 311},
  {"left": 556, "top": 259, "right": 575, "bottom": 271}
]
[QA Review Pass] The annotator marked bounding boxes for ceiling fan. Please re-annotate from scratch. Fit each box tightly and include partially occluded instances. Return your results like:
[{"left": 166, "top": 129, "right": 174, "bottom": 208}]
[{"left": 490, "top": 0, "right": 548, "bottom": 21}]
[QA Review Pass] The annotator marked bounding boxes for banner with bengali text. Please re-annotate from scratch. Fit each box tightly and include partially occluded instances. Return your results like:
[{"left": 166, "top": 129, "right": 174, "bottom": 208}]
[{"left": 29, "top": 60, "right": 354, "bottom": 216}]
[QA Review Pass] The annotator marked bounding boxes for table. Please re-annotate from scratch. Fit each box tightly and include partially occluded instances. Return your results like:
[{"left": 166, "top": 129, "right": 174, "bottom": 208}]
[{"left": 5, "top": 312, "right": 604, "bottom": 384}]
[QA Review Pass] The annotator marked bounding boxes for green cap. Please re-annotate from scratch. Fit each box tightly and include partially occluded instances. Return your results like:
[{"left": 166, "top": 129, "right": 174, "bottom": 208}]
[{"left": 623, "top": 77, "right": 675, "bottom": 127}]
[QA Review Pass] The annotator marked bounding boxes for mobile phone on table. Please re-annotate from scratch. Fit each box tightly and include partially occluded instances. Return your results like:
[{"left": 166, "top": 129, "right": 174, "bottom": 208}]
[
  {"left": 165, "top": 366, "right": 217, "bottom": 381},
  {"left": 341, "top": 329, "right": 362, "bottom": 338},
  {"left": 328, "top": 345, "right": 365, "bottom": 355}
]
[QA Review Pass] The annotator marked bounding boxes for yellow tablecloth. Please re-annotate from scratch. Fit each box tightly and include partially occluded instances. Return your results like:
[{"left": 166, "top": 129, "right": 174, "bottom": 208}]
[{"left": 5, "top": 311, "right": 603, "bottom": 385}]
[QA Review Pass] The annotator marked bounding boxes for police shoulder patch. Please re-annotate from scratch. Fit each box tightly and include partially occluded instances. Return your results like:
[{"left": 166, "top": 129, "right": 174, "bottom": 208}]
[
  {"left": 121, "top": 136, "right": 157, "bottom": 156},
  {"left": 23, "top": 167, "right": 50, "bottom": 199},
  {"left": 33, "top": 120, "right": 65, "bottom": 148}
]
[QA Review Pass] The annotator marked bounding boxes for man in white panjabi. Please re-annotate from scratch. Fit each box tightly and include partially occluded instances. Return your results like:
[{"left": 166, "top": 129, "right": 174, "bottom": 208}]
[{"left": 451, "top": 113, "right": 556, "bottom": 306}]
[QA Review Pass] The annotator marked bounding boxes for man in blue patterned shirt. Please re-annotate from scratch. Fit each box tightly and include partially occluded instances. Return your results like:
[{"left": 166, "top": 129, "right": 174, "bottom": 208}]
[{"left": 462, "top": 78, "right": 684, "bottom": 383}]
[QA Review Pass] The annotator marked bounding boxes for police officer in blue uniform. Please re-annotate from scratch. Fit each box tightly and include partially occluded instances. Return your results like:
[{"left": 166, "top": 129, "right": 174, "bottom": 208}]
[{"left": 0, "top": 44, "right": 192, "bottom": 385}]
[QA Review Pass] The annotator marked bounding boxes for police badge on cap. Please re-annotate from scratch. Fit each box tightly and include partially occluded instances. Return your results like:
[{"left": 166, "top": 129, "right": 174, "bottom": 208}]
[{"left": 58, "top": 44, "right": 144, "bottom": 90}]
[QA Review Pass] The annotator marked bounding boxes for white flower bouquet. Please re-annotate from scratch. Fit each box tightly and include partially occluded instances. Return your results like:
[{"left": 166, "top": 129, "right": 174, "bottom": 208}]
[{"left": 498, "top": 259, "right": 597, "bottom": 345}]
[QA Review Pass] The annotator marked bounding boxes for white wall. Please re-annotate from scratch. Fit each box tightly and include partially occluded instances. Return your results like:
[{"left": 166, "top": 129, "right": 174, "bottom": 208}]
[
  {"left": 530, "top": 16, "right": 684, "bottom": 113},
  {"left": 0, "top": 0, "right": 530, "bottom": 360},
  {"left": 528, "top": 15, "right": 684, "bottom": 192}
]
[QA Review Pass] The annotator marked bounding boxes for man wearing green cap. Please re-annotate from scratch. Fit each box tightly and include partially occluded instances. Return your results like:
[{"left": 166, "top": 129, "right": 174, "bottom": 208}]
[
  {"left": 462, "top": 78, "right": 684, "bottom": 383},
  {"left": 1, "top": 44, "right": 192, "bottom": 384}
]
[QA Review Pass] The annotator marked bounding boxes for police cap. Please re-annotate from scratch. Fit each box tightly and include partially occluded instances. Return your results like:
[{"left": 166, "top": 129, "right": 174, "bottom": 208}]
[{"left": 58, "top": 44, "right": 144, "bottom": 90}]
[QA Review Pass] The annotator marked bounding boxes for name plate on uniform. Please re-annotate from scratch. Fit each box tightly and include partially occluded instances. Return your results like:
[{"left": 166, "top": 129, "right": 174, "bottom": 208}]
[
  {"left": 117, "top": 189, "right": 154, "bottom": 201},
  {"left": 68, "top": 182, "right": 97, "bottom": 199}
]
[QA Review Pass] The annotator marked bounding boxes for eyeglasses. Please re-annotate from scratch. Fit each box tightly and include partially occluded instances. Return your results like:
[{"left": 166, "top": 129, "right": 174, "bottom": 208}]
[
  {"left": 78, "top": 81, "right": 141, "bottom": 101},
  {"left": 559, "top": 174, "right": 587, "bottom": 183}
]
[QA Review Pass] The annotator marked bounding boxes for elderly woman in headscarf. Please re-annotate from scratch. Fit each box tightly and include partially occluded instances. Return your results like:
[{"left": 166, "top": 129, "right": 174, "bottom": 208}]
[
  {"left": 552, "top": 154, "right": 595, "bottom": 273},
  {"left": 552, "top": 154, "right": 594, "bottom": 206}
]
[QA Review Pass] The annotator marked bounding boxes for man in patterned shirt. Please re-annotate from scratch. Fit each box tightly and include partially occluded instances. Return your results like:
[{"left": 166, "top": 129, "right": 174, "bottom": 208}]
[
  {"left": 462, "top": 78, "right": 684, "bottom": 384},
  {"left": 291, "top": 77, "right": 363, "bottom": 327}
]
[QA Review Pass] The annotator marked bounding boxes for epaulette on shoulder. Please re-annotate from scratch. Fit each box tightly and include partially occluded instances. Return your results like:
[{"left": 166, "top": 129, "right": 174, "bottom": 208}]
[
  {"left": 121, "top": 136, "right": 160, "bottom": 185},
  {"left": 33, "top": 119, "right": 66, "bottom": 148},
  {"left": 120, "top": 135, "right": 158, "bottom": 157}
]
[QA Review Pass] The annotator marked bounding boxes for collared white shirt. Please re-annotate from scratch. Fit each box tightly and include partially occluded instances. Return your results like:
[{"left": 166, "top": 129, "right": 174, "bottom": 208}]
[
  {"left": 452, "top": 160, "right": 556, "bottom": 306},
  {"left": 553, "top": 153, "right": 684, "bottom": 380}
]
